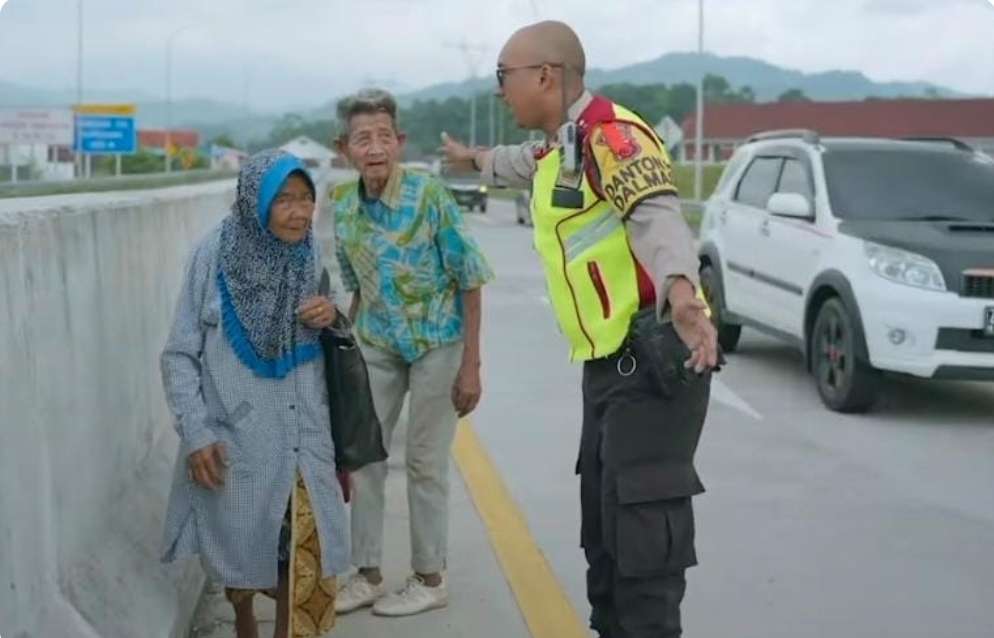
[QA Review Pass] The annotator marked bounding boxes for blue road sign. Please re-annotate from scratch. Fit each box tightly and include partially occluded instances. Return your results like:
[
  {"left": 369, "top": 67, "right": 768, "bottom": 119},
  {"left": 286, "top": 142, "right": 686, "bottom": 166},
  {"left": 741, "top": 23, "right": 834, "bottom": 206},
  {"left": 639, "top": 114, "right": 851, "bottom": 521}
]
[{"left": 75, "top": 115, "right": 137, "bottom": 154}]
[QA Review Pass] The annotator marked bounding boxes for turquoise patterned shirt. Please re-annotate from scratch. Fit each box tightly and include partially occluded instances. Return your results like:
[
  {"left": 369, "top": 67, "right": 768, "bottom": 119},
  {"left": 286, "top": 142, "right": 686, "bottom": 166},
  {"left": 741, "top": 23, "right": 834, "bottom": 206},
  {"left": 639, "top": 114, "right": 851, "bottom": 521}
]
[{"left": 333, "top": 167, "right": 494, "bottom": 362}]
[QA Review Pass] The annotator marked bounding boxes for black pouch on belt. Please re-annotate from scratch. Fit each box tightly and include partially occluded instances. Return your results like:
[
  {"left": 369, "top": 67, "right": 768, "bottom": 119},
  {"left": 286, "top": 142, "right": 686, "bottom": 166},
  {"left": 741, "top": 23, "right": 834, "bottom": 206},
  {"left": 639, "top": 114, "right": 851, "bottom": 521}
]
[{"left": 627, "top": 307, "right": 724, "bottom": 399}]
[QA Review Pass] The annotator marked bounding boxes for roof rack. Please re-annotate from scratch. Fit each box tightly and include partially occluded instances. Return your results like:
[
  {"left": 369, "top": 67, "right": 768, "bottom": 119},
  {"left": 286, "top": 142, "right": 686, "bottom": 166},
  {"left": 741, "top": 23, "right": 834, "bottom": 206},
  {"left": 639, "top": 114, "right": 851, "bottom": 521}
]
[
  {"left": 746, "top": 129, "right": 821, "bottom": 145},
  {"left": 900, "top": 137, "right": 974, "bottom": 152}
]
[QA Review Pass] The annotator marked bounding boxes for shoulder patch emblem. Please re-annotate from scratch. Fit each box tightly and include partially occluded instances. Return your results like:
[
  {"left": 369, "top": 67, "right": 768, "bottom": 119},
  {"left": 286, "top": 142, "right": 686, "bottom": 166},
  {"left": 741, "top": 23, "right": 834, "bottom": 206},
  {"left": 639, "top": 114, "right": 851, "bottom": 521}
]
[{"left": 598, "top": 122, "right": 641, "bottom": 160}]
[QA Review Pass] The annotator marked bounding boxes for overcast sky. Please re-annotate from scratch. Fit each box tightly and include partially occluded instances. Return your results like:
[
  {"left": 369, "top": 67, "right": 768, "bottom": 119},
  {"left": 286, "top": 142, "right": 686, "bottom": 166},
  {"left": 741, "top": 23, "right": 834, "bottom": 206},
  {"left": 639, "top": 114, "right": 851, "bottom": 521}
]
[{"left": 1, "top": 0, "right": 993, "bottom": 111}]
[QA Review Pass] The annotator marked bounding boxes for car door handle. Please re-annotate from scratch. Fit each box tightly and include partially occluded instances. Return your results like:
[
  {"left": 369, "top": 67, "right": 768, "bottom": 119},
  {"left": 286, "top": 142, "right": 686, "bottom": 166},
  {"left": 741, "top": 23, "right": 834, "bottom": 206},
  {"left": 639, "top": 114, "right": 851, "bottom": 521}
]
[{"left": 759, "top": 218, "right": 771, "bottom": 237}]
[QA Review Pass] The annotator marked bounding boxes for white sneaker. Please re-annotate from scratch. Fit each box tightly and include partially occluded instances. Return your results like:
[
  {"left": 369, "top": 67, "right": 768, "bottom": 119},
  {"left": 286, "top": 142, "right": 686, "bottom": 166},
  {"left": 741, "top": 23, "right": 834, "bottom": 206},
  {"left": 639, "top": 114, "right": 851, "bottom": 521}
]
[
  {"left": 335, "top": 572, "right": 386, "bottom": 614},
  {"left": 372, "top": 574, "right": 449, "bottom": 617}
]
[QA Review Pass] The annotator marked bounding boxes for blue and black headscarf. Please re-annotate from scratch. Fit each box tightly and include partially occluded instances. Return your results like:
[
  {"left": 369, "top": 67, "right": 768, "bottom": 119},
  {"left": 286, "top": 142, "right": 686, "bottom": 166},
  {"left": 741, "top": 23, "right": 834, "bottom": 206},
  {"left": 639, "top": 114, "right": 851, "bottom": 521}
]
[{"left": 218, "top": 149, "right": 319, "bottom": 378}]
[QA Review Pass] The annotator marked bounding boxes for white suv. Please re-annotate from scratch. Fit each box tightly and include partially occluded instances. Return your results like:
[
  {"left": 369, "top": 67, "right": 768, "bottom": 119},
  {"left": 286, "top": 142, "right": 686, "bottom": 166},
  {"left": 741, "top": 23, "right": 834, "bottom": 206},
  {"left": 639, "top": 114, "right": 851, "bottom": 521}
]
[{"left": 698, "top": 130, "right": 994, "bottom": 412}]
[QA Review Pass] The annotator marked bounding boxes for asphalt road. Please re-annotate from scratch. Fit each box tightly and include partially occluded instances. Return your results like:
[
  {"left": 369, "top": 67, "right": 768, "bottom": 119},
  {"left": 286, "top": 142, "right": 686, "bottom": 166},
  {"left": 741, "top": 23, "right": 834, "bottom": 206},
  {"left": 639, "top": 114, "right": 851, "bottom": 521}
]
[
  {"left": 469, "top": 198, "right": 994, "bottom": 638},
  {"left": 189, "top": 196, "right": 994, "bottom": 638}
]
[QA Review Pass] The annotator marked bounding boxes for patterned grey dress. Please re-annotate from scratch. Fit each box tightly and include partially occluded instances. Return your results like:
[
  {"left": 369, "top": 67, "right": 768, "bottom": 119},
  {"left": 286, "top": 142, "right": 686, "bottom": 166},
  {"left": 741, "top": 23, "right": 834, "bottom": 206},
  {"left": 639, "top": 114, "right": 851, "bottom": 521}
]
[{"left": 159, "top": 226, "right": 350, "bottom": 589}]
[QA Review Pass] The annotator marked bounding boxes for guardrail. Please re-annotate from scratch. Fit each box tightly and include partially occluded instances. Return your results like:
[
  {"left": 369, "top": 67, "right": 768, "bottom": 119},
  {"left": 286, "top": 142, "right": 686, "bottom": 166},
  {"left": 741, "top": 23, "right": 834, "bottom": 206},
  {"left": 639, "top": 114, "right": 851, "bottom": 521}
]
[{"left": 0, "top": 169, "right": 239, "bottom": 199}]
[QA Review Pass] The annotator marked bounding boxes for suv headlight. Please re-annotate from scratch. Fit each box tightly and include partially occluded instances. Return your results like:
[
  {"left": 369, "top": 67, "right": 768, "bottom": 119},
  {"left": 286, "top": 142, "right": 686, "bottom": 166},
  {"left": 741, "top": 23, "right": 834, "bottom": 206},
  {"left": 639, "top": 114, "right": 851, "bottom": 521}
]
[
  {"left": 479, "top": 185, "right": 488, "bottom": 194},
  {"left": 863, "top": 241, "right": 946, "bottom": 291}
]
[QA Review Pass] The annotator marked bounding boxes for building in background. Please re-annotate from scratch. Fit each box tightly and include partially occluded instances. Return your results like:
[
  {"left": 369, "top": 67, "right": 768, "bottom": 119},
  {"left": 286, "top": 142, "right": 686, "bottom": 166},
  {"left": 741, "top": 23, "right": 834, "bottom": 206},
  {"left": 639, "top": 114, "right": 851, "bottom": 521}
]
[
  {"left": 138, "top": 129, "right": 201, "bottom": 155},
  {"left": 679, "top": 98, "right": 994, "bottom": 162},
  {"left": 279, "top": 135, "right": 337, "bottom": 172},
  {"left": 209, "top": 144, "right": 248, "bottom": 171},
  {"left": 0, "top": 108, "right": 75, "bottom": 181}
]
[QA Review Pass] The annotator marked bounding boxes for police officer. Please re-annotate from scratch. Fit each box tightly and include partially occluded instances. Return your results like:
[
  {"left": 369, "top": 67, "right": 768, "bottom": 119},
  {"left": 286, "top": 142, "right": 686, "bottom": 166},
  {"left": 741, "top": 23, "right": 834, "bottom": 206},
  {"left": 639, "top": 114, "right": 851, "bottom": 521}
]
[{"left": 441, "top": 20, "right": 719, "bottom": 638}]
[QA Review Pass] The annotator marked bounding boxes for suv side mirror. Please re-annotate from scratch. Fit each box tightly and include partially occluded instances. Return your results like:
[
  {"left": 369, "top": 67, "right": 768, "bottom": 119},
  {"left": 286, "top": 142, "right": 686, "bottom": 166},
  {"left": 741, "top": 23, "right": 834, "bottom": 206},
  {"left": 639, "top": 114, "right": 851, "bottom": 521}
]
[{"left": 767, "top": 192, "right": 812, "bottom": 219}]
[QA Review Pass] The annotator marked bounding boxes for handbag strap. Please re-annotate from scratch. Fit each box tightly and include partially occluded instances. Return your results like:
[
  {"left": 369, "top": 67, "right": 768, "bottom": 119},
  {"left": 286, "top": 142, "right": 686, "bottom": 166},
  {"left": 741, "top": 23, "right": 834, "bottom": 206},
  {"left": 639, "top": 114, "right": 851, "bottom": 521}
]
[{"left": 319, "top": 268, "right": 355, "bottom": 336}]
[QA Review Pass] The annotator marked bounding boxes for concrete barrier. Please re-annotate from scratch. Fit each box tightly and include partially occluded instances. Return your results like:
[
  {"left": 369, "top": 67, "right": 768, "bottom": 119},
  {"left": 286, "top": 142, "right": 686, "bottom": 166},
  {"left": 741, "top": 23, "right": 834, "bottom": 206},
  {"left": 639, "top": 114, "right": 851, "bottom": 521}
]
[
  {"left": 0, "top": 181, "right": 235, "bottom": 638},
  {"left": 0, "top": 164, "right": 359, "bottom": 637}
]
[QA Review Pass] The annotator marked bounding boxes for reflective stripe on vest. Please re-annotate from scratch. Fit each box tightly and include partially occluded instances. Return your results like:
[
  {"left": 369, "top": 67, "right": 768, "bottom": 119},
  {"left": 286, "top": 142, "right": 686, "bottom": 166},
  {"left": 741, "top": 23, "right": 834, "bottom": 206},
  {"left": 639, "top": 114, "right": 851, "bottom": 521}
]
[
  {"left": 531, "top": 105, "right": 650, "bottom": 361},
  {"left": 532, "top": 101, "right": 707, "bottom": 362}
]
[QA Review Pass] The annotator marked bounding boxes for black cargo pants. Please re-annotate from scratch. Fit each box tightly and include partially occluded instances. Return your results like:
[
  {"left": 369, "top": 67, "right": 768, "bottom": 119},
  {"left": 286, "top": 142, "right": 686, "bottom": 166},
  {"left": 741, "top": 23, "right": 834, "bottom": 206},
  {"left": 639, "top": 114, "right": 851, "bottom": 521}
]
[{"left": 578, "top": 315, "right": 712, "bottom": 638}]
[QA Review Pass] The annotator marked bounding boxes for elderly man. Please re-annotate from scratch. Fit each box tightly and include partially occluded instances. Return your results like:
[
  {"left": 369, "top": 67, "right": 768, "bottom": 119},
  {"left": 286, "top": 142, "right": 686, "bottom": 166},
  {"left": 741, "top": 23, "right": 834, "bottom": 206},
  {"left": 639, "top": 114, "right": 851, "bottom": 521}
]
[
  {"left": 442, "top": 21, "right": 719, "bottom": 638},
  {"left": 331, "top": 88, "right": 494, "bottom": 617}
]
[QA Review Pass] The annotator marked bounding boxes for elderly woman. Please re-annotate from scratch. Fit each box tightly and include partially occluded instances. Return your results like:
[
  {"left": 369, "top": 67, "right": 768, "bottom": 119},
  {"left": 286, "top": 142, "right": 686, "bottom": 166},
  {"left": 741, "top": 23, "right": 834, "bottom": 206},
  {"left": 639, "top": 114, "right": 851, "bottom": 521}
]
[
  {"left": 331, "top": 89, "right": 494, "bottom": 617},
  {"left": 160, "top": 150, "right": 349, "bottom": 638}
]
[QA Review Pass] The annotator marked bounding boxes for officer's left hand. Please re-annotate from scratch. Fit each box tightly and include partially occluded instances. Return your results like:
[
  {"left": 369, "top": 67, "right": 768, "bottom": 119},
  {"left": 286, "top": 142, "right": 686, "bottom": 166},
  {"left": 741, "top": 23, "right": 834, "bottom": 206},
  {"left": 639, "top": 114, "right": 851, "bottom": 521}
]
[{"left": 669, "top": 280, "right": 719, "bottom": 373}]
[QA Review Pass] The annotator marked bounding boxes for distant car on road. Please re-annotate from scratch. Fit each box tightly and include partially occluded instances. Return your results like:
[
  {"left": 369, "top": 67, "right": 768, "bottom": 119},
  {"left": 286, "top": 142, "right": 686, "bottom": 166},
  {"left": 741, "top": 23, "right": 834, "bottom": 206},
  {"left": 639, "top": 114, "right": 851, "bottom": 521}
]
[
  {"left": 699, "top": 129, "right": 994, "bottom": 412},
  {"left": 447, "top": 180, "right": 488, "bottom": 213},
  {"left": 514, "top": 189, "right": 533, "bottom": 226}
]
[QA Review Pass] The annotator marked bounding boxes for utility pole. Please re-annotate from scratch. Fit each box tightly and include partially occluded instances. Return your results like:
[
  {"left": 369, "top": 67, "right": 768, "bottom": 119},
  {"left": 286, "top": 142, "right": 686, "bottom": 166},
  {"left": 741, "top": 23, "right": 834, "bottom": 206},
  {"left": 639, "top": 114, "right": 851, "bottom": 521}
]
[
  {"left": 497, "top": 102, "right": 504, "bottom": 145},
  {"left": 165, "top": 25, "right": 196, "bottom": 173},
  {"left": 444, "top": 41, "right": 488, "bottom": 147},
  {"left": 694, "top": 0, "right": 705, "bottom": 202},
  {"left": 488, "top": 93, "right": 495, "bottom": 147},
  {"left": 75, "top": 0, "right": 84, "bottom": 179}
]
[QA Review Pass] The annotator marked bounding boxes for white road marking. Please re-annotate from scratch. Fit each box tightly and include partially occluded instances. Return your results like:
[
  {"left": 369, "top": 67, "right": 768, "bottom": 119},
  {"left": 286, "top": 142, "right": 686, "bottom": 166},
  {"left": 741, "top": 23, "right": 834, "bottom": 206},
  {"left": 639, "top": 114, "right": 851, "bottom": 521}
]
[
  {"left": 530, "top": 296, "right": 762, "bottom": 421},
  {"left": 710, "top": 376, "right": 763, "bottom": 420}
]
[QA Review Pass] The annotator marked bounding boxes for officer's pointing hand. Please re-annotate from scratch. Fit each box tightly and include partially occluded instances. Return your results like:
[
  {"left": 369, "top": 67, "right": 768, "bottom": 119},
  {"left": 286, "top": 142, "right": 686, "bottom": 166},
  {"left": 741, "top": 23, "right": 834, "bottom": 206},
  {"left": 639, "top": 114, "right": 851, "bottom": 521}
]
[{"left": 439, "top": 132, "right": 479, "bottom": 173}]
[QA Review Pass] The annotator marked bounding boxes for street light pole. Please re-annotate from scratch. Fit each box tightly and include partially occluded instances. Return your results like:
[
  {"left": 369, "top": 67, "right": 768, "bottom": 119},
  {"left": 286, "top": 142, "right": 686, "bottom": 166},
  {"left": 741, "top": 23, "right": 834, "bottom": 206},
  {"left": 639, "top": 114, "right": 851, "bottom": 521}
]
[
  {"left": 165, "top": 25, "right": 195, "bottom": 174},
  {"left": 469, "top": 84, "right": 477, "bottom": 147},
  {"left": 165, "top": 39, "right": 172, "bottom": 173},
  {"left": 242, "top": 64, "right": 253, "bottom": 121},
  {"left": 75, "top": 0, "right": 84, "bottom": 179},
  {"left": 444, "top": 41, "right": 488, "bottom": 148},
  {"left": 694, "top": 0, "right": 704, "bottom": 202},
  {"left": 488, "top": 92, "right": 495, "bottom": 146}
]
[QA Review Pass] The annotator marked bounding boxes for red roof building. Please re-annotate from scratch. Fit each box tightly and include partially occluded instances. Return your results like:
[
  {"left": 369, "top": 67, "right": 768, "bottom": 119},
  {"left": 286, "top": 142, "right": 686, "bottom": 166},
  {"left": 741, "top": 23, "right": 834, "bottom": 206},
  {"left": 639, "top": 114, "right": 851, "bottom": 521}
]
[
  {"left": 138, "top": 129, "right": 201, "bottom": 151},
  {"left": 678, "top": 98, "right": 994, "bottom": 162}
]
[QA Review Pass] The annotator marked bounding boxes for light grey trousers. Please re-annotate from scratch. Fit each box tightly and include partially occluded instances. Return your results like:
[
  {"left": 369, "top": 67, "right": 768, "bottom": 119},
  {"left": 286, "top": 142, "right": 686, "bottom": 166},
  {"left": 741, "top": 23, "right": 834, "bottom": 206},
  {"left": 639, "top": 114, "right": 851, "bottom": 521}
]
[{"left": 349, "top": 341, "right": 463, "bottom": 574}]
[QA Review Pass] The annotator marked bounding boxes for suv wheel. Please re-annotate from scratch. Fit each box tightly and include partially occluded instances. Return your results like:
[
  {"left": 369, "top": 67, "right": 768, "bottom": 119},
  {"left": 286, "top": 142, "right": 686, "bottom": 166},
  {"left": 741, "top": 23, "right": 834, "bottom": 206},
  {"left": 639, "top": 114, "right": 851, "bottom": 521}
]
[
  {"left": 700, "top": 264, "right": 741, "bottom": 353},
  {"left": 810, "top": 297, "right": 879, "bottom": 413}
]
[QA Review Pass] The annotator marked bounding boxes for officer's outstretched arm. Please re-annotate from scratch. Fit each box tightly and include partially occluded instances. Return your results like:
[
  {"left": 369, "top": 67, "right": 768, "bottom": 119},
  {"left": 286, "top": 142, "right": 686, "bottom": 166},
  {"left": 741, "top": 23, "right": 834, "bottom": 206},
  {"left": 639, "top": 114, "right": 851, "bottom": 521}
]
[{"left": 440, "top": 131, "right": 540, "bottom": 188}]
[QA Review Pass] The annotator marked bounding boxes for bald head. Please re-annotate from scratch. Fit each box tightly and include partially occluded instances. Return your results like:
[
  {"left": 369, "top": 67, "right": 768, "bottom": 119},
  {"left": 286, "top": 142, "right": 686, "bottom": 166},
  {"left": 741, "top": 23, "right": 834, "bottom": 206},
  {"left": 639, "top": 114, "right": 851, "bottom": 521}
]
[
  {"left": 497, "top": 21, "right": 587, "bottom": 134},
  {"left": 501, "top": 20, "right": 586, "bottom": 79}
]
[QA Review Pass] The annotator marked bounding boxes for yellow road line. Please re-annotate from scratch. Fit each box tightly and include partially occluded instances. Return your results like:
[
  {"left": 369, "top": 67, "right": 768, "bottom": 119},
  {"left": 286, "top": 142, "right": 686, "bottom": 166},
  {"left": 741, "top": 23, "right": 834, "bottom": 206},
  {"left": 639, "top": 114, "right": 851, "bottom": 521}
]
[{"left": 452, "top": 419, "right": 589, "bottom": 638}]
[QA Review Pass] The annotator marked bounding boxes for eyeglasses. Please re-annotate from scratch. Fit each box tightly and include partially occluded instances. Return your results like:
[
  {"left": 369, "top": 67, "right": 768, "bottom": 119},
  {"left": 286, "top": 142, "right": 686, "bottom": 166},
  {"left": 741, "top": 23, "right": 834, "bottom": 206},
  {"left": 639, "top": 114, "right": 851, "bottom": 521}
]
[
  {"left": 273, "top": 192, "right": 315, "bottom": 210},
  {"left": 496, "top": 62, "right": 563, "bottom": 88}
]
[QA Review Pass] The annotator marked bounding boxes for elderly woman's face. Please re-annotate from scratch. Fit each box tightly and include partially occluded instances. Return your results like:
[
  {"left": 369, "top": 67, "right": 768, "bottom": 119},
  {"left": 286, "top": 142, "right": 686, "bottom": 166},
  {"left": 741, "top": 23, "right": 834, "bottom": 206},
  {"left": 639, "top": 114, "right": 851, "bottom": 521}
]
[
  {"left": 345, "top": 112, "right": 405, "bottom": 185},
  {"left": 267, "top": 173, "right": 315, "bottom": 244}
]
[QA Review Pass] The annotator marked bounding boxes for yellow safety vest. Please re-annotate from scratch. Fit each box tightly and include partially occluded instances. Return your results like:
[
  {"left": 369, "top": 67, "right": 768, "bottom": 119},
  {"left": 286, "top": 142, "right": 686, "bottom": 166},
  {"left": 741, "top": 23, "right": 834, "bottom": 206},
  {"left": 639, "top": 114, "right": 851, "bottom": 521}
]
[{"left": 532, "top": 100, "right": 705, "bottom": 362}]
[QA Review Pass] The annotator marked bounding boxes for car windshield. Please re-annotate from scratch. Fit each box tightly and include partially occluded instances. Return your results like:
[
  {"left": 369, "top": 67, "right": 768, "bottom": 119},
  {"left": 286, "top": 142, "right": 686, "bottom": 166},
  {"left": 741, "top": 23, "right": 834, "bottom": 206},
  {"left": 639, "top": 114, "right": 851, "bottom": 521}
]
[{"left": 823, "top": 148, "right": 994, "bottom": 222}]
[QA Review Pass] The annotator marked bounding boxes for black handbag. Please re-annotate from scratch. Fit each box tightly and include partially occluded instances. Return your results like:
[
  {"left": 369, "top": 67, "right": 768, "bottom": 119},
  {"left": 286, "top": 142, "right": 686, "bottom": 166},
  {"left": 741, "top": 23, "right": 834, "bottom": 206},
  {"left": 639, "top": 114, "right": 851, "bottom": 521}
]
[{"left": 318, "top": 270, "right": 388, "bottom": 472}]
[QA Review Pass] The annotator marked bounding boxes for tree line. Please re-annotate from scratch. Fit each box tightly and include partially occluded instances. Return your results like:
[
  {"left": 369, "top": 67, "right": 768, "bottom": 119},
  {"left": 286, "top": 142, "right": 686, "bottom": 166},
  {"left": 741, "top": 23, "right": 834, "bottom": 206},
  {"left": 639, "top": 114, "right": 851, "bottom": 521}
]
[{"left": 245, "top": 74, "right": 813, "bottom": 158}]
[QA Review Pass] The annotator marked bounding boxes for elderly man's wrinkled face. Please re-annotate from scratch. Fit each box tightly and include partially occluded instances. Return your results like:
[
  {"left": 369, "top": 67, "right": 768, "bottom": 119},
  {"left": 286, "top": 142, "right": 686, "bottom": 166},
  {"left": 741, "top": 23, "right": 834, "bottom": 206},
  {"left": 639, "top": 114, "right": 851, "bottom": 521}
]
[{"left": 344, "top": 112, "right": 405, "bottom": 188}]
